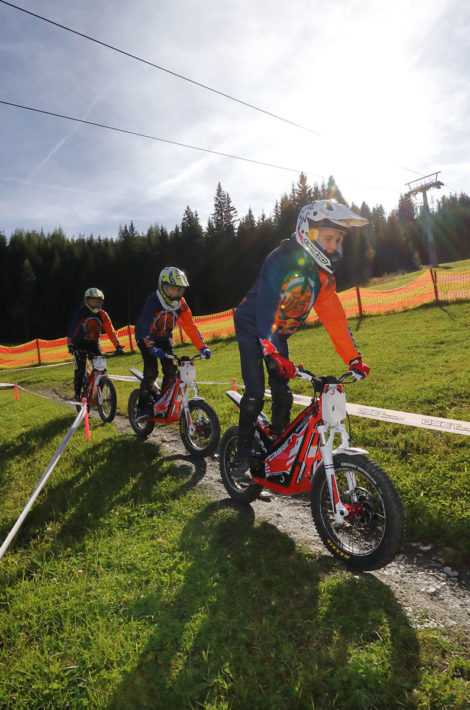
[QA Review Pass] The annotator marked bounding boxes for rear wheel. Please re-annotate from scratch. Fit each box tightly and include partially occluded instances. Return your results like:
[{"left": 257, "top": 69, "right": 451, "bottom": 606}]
[
  {"left": 310, "top": 453, "right": 404, "bottom": 571},
  {"left": 219, "top": 426, "right": 263, "bottom": 504},
  {"left": 128, "top": 389, "right": 155, "bottom": 438},
  {"left": 179, "top": 399, "right": 220, "bottom": 457},
  {"left": 96, "top": 375, "right": 117, "bottom": 423}
]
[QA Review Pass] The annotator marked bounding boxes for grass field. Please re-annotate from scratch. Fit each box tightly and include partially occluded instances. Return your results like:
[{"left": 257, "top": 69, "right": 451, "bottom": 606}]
[
  {"left": 1, "top": 301, "right": 470, "bottom": 708},
  {"left": 367, "top": 258, "right": 470, "bottom": 290}
]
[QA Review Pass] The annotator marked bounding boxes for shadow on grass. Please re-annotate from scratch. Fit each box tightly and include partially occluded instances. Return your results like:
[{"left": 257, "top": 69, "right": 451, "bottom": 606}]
[
  {"left": 0, "top": 435, "right": 210, "bottom": 585},
  {"left": 107, "top": 500, "right": 420, "bottom": 710},
  {"left": 0, "top": 414, "right": 69, "bottom": 467}
]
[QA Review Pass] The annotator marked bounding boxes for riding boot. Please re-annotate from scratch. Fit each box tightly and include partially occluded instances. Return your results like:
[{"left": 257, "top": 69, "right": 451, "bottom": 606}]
[
  {"left": 271, "top": 390, "right": 293, "bottom": 436},
  {"left": 73, "top": 371, "right": 83, "bottom": 400}
]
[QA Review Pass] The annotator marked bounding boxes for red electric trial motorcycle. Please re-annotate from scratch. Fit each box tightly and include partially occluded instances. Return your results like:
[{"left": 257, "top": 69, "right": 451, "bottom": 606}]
[
  {"left": 73, "top": 353, "right": 117, "bottom": 423},
  {"left": 127, "top": 353, "right": 220, "bottom": 458},
  {"left": 219, "top": 366, "right": 404, "bottom": 571}
]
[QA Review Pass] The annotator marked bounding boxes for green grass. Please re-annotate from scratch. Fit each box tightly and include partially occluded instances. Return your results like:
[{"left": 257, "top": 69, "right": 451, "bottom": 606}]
[
  {"left": 367, "top": 257, "right": 470, "bottom": 290},
  {"left": 1, "top": 302, "right": 470, "bottom": 708}
]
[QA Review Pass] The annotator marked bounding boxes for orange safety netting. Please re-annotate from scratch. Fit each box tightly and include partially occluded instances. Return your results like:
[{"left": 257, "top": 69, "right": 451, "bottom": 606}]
[{"left": 2, "top": 271, "right": 470, "bottom": 368}]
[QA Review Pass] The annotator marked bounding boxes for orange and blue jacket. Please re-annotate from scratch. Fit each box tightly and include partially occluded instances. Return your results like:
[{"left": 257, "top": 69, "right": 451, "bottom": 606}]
[
  {"left": 67, "top": 306, "right": 120, "bottom": 349},
  {"left": 234, "top": 238, "right": 361, "bottom": 365},
  {"left": 134, "top": 292, "right": 206, "bottom": 351}
]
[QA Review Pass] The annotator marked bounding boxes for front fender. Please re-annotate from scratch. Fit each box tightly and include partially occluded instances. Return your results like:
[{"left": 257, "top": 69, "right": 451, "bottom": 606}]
[{"left": 333, "top": 446, "right": 369, "bottom": 456}]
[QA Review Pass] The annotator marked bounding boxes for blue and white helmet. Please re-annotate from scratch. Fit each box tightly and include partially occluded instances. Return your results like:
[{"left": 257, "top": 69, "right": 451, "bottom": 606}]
[{"left": 294, "top": 200, "right": 368, "bottom": 273}]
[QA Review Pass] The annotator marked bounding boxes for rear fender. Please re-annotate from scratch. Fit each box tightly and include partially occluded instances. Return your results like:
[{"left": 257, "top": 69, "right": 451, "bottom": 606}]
[{"left": 225, "top": 390, "right": 242, "bottom": 408}]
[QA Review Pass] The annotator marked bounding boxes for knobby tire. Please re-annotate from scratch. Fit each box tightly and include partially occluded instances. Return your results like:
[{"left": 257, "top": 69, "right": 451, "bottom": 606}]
[
  {"left": 179, "top": 399, "right": 220, "bottom": 457},
  {"left": 219, "top": 426, "right": 263, "bottom": 503},
  {"left": 310, "top": 453, "right": 404, "bottom": 571},
  {"left": 128, "top": 388, "right": 155, "bottom": 438},
  {"left": 97, "top": 375, "right": 117, "bottom": 423}
]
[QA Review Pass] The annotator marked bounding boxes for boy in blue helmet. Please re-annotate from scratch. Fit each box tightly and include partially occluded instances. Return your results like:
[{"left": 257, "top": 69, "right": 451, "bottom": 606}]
[{"left": 134, "top": 267, "right": 212, "bottom": 419}]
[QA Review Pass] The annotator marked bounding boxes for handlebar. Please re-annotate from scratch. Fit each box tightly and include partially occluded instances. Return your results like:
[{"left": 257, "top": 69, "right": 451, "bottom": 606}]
[
  {"left": 169, "top": 353, "right": 203, "bottom": 365},
  {"left": 296, "top": 366, "right": 356, "bottom": 392}
]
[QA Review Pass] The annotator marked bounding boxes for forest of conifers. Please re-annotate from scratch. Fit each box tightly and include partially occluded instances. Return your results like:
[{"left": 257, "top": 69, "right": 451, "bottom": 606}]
[{"left": 2, "top": 173, "right": 470, "bottom": 342}]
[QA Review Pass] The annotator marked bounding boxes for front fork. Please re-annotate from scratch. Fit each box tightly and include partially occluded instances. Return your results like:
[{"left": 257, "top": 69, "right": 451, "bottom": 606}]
[
  {"left": 318, "top": 423, "right": 355, "bottom": 525},
  {"left": 181, "top": 382, "right": 199, "bottom": 435}
]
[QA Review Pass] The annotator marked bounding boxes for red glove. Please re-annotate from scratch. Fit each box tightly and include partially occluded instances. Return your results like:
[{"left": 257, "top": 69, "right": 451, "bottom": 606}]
[
  {"left": 349, "top": 358, "right": 370, "bottom": 380},
  {"left": 260, "top": 338, "right": 298, "bottom": 379}
]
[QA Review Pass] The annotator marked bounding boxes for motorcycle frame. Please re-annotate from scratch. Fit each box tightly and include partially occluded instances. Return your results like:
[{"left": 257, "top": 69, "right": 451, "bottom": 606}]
[
  {"left": 226, "top": 381, "right": 368, "bottom": 525},
  {"left": 130, "top": 359, "right": 204, "bottom": 434},
  {"left": 82, "top": 355, "right": 107, "bottom": 407}
]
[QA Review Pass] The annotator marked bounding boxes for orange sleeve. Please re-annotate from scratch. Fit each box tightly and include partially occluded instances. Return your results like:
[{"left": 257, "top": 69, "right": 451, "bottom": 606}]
[
  {"left": 313, "top": 274, "right": 360, "bottom": 365},
  {"left": 178, "top": 300, "right": 206, "bottom": 351},
  {"left": 100, "top": 310, "right": 120, "bottom": 348}
]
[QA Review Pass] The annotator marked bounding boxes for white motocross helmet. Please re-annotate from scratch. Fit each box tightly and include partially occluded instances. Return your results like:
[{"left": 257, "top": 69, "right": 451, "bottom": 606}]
[{"left": 294, "top": 200, "right": 369, "bottom": 273}]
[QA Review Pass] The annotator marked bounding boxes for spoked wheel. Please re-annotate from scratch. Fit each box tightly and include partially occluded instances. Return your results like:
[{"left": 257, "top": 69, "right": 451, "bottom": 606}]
[
  {"left": 179, "top": 399, "right": 220, "bottom": 457},
  {"left": 219, "top": 426, "right": 263, "bottom": 504},
  {"left": 127, "top": 389, "right": 155, "bottom": 438},
  {"left": 96, "top": 375, "right": 117, "bottom": 423},
  {"left": 310, "top": 453, "right": 404, "bottom": 571}
]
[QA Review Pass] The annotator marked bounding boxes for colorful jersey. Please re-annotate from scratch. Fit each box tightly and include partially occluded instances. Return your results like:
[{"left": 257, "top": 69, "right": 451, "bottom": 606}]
[
  {"left": 134, "top": 291, "right": 206, "bottom": 351},
  {"left": 234, "top": 238, "right": 360, "bottom": 365},
  {"left": 67, "top": 306, "right": 120, "bottom": 348}
]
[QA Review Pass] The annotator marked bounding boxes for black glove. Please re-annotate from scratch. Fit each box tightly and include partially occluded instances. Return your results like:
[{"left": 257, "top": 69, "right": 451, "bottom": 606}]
[
  {"left": 67, "top": 344, "right": 75, "bottom": 355},
  {"left": 115, "top": 345, "right": 125, "bottom": 356}
]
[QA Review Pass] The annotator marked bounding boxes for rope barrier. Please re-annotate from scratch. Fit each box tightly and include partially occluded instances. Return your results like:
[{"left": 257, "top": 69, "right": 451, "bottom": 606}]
[
  {"left": 2, "top": 375, "right": 469, "bottom": 435},
  {"left": 290, "top": 394, "right": 470, "bottom": 436},
  {"left": 0, "top": 403, "right": 88, "bottom": 560}
]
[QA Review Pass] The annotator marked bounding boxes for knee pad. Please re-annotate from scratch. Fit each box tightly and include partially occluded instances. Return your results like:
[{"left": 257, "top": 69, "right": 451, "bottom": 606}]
[{"left": 240, "top": 393, "right": 264, "bottom": 419}]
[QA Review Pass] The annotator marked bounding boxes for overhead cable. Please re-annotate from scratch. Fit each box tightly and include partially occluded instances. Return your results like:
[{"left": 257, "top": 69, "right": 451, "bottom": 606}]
[
  {"left": 0, "top": 0, "right": 323, "bottom": 137},
  {"left": 0, "top": 0, "right": 423, "bottom": 178},
  {"left": 0, "top": 99, "right": 402, "bottom": 195},
  {"left": 0, "top": 99, "right": 318, "bottom": 177}
]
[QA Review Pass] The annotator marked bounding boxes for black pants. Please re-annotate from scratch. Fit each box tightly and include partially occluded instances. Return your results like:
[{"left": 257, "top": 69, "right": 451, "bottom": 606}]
[
  {"left": 73, "top": 342, "right": 101, "bottom": 395},
  {"left": 236, "top": 333, "right": 293, "bottom": 450},
  {"left": 137, "top": 340, "right": 177, "bottom": 406}
]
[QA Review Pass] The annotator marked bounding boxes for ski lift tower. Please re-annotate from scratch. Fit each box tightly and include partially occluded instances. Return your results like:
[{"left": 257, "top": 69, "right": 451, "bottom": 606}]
[{"left": 405, "top": 171, "right": 444, "bottom": 268}]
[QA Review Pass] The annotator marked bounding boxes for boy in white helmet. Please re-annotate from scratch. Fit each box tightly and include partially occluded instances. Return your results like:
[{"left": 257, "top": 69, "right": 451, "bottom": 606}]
[
  {"left": 134, "top": 267, "right": 211, "bottom": 419},
  {"left": 232, "top": 200, "right": 370, "bottom": 475},
  {"left": 67, "top": 287, "right": 124, "bottom": 401}
]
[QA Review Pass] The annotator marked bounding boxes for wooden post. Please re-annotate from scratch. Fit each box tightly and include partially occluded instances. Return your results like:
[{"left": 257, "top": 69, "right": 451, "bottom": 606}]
[
  {"left": 35, "top": 339, "right": 42, "bottom": 365},
  {"left": 355, "top": 286, "right": 363, "bottom": 317},
  {"left": 430, "top": 268, "right": 439, "bottom": 303},
  {"left": 127, "top": 325, "right": 134, "bottom": 352}
]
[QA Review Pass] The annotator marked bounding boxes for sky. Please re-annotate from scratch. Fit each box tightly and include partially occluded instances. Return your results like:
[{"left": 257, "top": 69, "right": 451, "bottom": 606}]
[{"left": 1, "top": 0, "right": 469, "bottom": 240}]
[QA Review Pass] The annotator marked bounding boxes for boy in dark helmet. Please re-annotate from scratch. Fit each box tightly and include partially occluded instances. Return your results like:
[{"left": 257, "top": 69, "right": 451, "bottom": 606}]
[
  {"left": 134, "top": 267, "right": 211, "bottom": 419},
  {"left": 67, "top": 287, "right": 124, "bottom": 400},
  {"left": 232, "top": 200, "right": 371, "bottom": 476}
]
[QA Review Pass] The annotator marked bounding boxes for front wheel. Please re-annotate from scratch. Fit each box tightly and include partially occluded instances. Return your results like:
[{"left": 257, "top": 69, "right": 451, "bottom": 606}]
[
  {"left": 310, "top": 453, "right": 404, "bottom": 571},
  {"left": 127, "top": 389, "right": 155, "bottom": 438},
  {"left": 219, "top": 426, "right": 263, "bottom": 504},
  {"left": 96, "top": 375, "right": 117, "bottom": 423},
  {"left": 179, "top": 399, "right": 220, "bottom": 457}
]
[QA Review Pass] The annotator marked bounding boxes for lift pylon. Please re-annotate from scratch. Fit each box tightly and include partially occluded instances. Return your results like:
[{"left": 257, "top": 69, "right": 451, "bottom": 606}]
[{"left": 405, "top": 172, "right": 444, "bottom": 267}]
